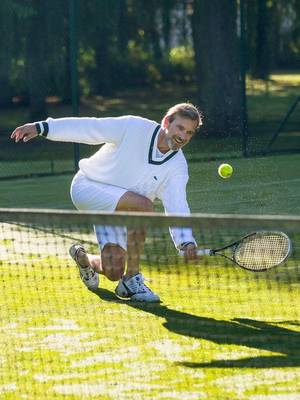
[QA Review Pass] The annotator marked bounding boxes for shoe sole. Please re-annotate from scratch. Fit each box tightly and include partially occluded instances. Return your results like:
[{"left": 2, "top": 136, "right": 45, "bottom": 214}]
[
  {"left": 130, "top": 294, "right": 160, "bottom": 303},
  {"left": 69, "top": 244, "right": 86, "bottom": 267},
  {"left": 115, "top": 290, "right": 160, "bottom": 302},
  {"left": 69, "top": 244, "right": 99, "bottom": 291},
  {"left": 115, "top": 277, "right": 160, "bottom": 302}
]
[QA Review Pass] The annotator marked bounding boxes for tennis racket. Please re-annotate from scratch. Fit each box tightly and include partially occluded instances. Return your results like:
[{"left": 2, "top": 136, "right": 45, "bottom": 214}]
[{"left": 180, "top": 231, "right": 292, "bottom": 271}]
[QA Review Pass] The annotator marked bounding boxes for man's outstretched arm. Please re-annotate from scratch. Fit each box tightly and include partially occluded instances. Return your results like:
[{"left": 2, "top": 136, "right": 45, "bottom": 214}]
[{"left": 11, "top": 116, "right": 129, "bottom": 145}]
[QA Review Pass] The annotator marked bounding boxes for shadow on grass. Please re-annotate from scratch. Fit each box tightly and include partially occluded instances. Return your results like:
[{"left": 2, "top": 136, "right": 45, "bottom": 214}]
[{"left": 94, "top": 287, "right": 300, "bottom": 369}]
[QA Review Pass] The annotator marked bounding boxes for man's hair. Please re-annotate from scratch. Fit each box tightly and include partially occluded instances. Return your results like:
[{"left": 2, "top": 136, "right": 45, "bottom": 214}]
[{"left": 163, "top": 103, "right": 203, "bottom": 129}]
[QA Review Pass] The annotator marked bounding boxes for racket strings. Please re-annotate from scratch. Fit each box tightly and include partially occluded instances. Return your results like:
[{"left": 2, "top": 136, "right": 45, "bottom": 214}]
[{"left": 234, "top": 234, "right": 290, "bottom": 271}]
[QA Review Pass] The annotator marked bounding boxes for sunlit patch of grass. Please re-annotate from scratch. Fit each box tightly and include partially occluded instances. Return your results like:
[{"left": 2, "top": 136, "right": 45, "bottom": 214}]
[
  {"left": 247, "top": 72, "right": 300, "bottom": 95},
  {"left": 271, "top": 72, "right": 300, "bottom": 84},
  {"left": 0, "top": 238, "right": 14, "bottom": 245}
]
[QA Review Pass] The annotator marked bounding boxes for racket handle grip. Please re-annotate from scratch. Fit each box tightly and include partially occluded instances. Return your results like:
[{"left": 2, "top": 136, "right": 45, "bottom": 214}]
[{"left": 179, "top": 249, "right": 212, "bottom": 257}]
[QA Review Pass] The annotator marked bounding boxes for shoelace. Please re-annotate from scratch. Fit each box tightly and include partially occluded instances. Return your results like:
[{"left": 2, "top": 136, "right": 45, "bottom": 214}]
[
  {"left": 81, "top": 266, "right": 95, "bottom": 280},
  {"left": 132, "top": 276, "right": 152, "bottom": 293}
]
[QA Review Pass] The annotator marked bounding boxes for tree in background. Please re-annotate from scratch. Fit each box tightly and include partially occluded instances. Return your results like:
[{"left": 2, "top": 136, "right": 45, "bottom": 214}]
[
  {"left": 21, "top": 1, "right": 48, "bottom": 120},
  {"left": 192, "top": 0, "right": 242, "bottom": 137},
  {"left": 90, "top": 0, "right": 120, "bottom": 95},
  {"left": 1, "top": 0, "right": 299, "bottom": 125},
  {"left": 270, "top": 0, "right": 300, "bottom": 69},
  {"left": 246, "top": 0, "right": 300, "bottom": 79},
  {"left": 161, "top": 0, "right": 176, "bottom": 53},
  {"left": 0, "top": 0, "right": 14, "bottom": 107},
  {"left": 246, "top": 0, "right": 271, "bottom": 80},
  {"left": 45, "top": 1, "right": 69, "bottom": 102}
]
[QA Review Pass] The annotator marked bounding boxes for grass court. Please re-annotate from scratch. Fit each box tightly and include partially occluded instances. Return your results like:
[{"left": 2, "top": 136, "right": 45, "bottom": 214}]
[{"left": 1, "top": 152, "right": 300, "bottom": 399}]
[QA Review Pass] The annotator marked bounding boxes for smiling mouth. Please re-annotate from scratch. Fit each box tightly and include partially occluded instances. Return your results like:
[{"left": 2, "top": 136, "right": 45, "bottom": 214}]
[{"left": 174, "top": 137, "right": 184, "bottom": 145}]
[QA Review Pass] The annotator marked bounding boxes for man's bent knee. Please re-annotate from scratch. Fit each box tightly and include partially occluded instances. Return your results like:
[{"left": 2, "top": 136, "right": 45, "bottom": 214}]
[
  {"left": 138, "top": 196, "right": 154, "bottom": 212},
  {"left": 104, "top": 265, "right": 125, "bottom": 281},
  {"left": 102, "top": 244, "right": 126, "bottom": 281},
  {"left": 116, "top": 191, "right": 154, "bottom": 212}
]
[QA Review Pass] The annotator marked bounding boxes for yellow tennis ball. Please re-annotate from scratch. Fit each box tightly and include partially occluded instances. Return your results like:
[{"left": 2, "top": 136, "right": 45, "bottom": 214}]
[{"left": 218, "top": 163, "right": 233, "bottom": 179}]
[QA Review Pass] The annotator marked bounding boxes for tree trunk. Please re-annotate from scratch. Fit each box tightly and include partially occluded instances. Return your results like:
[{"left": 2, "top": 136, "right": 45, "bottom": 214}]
[
  {"left": 0, "top": 0, "right": 13, "bottom": 107},
  {"left": 25, "top": 1, "right": 47, "bottom": 121},
  {"left": 253, "top": 0, "right": 270, "bottom": 79},
  {"left": 94, "top": 0, "right": 115, "bottom": 95},
  {"left": 192, "top": 0, "right": 242, "bottom": 137},
  {"left": 95, "top": 30, "right": 111, "bottom": 95},
  {"left": 161, "top": 0, "right": 174, "bottom": 52},
  {"left": 143, "top": 0, "right": 163, "bottom": 62},
  {"left": 117, "top": 0, "right": 129, "bottom": 57}
]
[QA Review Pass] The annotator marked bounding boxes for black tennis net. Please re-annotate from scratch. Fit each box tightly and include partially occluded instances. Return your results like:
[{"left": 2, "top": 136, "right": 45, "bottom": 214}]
[{"left": 0, "top": 208, "right": 299, "bottom": 399}]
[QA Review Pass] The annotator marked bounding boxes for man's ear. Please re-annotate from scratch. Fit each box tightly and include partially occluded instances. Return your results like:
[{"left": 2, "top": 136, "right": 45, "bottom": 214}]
[{"left": 162, "top": 115, "right": 169, "bottom": 128}]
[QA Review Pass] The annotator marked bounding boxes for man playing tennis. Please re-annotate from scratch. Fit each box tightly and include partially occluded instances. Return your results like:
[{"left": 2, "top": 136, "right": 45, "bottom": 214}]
[{"left": 11, "top": 103, "right": 202, "bottom": 302}]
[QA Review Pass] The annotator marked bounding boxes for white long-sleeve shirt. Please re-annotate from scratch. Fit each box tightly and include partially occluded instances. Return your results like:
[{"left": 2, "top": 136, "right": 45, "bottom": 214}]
[{"left": 44, "top": 115, "right": 196, "bottom": 248}]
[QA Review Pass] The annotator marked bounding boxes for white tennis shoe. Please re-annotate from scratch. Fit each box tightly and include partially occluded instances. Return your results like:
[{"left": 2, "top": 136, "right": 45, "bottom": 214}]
[
  {"left": 69, "top": 244, "right": 99, "bottom": 291},
  {"left": 115, "top": 273, "right": 160, "bottom": 302}
]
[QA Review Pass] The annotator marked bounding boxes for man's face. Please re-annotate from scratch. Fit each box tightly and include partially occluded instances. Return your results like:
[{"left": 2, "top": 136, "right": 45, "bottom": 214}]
[{"left": 164, "top": 115, "right": 198, "bottom": 151}]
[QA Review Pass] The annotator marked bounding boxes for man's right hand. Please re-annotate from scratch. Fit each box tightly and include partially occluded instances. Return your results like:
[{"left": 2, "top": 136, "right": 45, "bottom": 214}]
[
  {"left": 11, "top": 123, "right": 38, "bottom": 143},
  {"left": 181, "top": 243, "right": 199, "bottom": 263}
]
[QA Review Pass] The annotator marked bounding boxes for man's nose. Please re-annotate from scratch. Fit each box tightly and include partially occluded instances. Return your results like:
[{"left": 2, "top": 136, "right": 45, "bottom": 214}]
[{"left": 179, "top": 132, "right": 189, "bottom": 141}]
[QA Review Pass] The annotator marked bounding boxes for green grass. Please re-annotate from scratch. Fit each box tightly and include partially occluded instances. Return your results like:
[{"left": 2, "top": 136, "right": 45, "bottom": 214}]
[
  {"left": 0, "top": 160, "right": 74, "bottom": 178},
  {"left": 187, "top": 153, "right": 300, "bottom": 215},
  {"left": 0, "top": 239, "right": 299, "bottom": 399},
  {"left": 1, "top": 153, "right": 300, "bottom": 215},
  {"left": 0, "top": 153, "right": 300, "bottom": 398},
  {"left": 0, "top": 174, "right": 74, "bottom": 209}
]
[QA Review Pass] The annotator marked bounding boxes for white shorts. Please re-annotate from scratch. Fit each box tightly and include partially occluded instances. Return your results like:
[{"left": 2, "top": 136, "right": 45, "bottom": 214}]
[{"left": 70, "top": 171, "right": 128, "bottom": 250}]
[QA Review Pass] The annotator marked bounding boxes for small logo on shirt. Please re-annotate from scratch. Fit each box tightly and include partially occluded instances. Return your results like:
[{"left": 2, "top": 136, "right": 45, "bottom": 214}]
[{"left": 153, "top": 176, "right": 158, "bottom": 181}]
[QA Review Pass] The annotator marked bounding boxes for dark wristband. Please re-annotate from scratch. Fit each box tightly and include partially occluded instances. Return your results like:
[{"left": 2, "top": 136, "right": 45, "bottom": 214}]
[
  {"left": 35, "top": 121, "right": 49, "bottom": 137},
  {"left": 180, "top": 242, "right": 195, "bottom": 250}
]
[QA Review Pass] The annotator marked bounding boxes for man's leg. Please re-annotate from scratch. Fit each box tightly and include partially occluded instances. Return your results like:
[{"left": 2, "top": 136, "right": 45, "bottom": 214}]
[
  {"left": 69, "top": 182, "right": 159, "bottom": 301},
  {"left": 73, "top": 191, "right": 152, "bottom": 280},
  {"left": 69, "top": 241, "right": 126, "bottom": 289},
  {"left": 115, "top": 191, "right": 154, "bottom": 278},
  {"left": 86, "top": 191, "right": 159, "bottom": 301},
  {"left": 69, "top": 174, "right": 127, "bottom": 287},
  {"left": 113, "top": 192, "right": 160, "bottom": 302}
]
